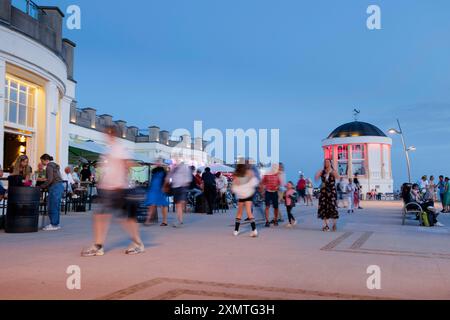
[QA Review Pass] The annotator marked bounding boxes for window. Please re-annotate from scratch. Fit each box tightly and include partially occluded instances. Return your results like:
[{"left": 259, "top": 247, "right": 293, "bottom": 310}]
[
  {"left": 352, "top": 144, "right": 366, "bottom": 176},
  {"left": 4, "top": 77, "right": 36, "bottom": 129},
  {"left": 337, "top": 145, "right": 348, "bottom": 176},
  {"left": 12, "top": 0, "right": 40, "bottom": 19}
]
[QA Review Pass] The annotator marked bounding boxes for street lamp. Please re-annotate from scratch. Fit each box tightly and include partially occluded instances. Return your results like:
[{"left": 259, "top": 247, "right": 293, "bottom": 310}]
[{"left": 388, "top": 119, "right": 416, "bottom": 183}]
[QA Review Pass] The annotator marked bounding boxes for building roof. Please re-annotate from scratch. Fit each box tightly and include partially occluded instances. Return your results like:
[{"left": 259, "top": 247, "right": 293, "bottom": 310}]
[{"left": 327, "top": 121, "right": 387, "bottom": 139}]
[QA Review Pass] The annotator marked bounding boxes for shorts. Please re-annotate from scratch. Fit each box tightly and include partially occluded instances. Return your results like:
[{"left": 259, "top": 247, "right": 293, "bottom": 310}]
[
  {"left": 265, "top": 191, "right": 279, "bottom": 209},
  {"left": 173, "top": 187, "right": 188, "bottom": 203},
  {"left": 96, "top": 189, "right": 132, "bottom": 218},
  {"left": 298, "top": 189, "right": 306, "bottom": 198}
]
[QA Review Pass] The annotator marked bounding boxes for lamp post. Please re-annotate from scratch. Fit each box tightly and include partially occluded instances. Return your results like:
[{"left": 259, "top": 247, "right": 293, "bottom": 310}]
[{"left": 388, "top": 119, "right": 416, "bottom": 184}]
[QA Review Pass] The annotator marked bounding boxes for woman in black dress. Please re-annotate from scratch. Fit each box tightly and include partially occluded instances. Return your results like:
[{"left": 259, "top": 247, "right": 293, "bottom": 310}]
[{"left": 315, "top": 159, "right": 339, "bottom": 232}]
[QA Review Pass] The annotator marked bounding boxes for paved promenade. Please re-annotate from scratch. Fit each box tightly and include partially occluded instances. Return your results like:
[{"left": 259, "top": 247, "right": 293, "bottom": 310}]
[{"left": 1, "top": 201, "right": 450, "bottom": 300}]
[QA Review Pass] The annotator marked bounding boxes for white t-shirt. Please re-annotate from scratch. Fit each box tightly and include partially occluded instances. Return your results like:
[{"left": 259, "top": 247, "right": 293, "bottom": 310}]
[{"left": 98, "top": 142, "right": 130, "bottom": 190}]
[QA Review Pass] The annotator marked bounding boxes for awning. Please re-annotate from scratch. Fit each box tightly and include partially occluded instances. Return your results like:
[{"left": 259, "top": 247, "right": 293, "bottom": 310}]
[
  {"left": 198, "top": 163, "right": 235, "bottom": 173},
  {"left": 69, "top": 140, "right": 107, "bottom": 154}
]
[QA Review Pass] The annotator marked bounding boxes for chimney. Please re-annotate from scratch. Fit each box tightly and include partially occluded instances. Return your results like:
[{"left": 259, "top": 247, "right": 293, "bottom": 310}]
[
  {"left": 194, "top": 137, "right": 203, "bottom": 151},
  {"left": 148, "top": 126, "right": 160, "bottom": 142},
  {"left": 128, "top": 126, "right": 139, "bottom": 138},
  {"left": 114, "top": 120, "right": 127, "bottom": 138},
  {"left": 39, "top": 6, "right": 64, "bottom": 53},
  {"left": 62, "top": 39, "right": 76, "bottom": 81},
  {"left": 99, "top": 114, "right": 113, "bottom": 127},
  {"left": 181, "top": 134, "right": 191, "bottom": 148},
  {"left": 0, "top": 0, "right": 11, "bottom": 24},
  {"left": 159, "top": 131, "right": 169, "bottom": 145},
  {"left": 82, "top": 107, "right": 97, "bottom": 129}
]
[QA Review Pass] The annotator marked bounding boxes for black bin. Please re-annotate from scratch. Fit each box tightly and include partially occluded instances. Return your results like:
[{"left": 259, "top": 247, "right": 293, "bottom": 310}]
[{"left": 6, "top": 187, "right": 40, "bottom": 233}]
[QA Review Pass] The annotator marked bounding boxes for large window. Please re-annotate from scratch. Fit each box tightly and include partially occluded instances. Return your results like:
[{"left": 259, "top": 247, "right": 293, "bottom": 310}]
[
  {"left": 4, "top": 77, "right": 36, "bottom": 129},
  {"left": 352, "top": 144, "right": 366, "bottom": 176},
  {"left": 337, "top": 145, "right": 348, "bottom": 176}
]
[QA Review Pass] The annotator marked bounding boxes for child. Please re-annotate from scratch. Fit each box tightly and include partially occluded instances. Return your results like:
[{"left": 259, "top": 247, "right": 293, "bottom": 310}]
[
  {"left": 346, "top": 178, "right": 355, "bottom": 213},
  {"left": 285, "top": 181, "right": 298, "bottom": 227}
]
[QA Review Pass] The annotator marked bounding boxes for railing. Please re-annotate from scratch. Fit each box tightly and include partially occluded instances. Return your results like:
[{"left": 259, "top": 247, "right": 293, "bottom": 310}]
[{"left": 12, "top": 0, "right": 44, "bottom": 20}]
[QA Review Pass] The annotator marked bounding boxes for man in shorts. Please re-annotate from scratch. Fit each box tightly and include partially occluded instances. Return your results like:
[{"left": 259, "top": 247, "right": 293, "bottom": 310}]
[
  {"left": 81, "top": 127, "right": 144, "bottom": 257},
  {"left": 262, "top": 164, "right": 282, "bottom": 227},
  {"left": 168, "top": 161, "right": 192, "bottom": 227}
]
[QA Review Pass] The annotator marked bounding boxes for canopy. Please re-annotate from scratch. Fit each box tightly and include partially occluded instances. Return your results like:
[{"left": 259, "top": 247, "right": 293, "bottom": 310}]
[
  {"left": 198, "top": 163, "right": 235, "bottom": 173},
  {"left": 69, "top": 140, "right": 107, "bottom": 154}
]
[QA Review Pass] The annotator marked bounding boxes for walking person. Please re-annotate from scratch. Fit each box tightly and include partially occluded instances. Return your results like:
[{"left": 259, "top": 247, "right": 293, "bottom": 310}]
[
  {"left": 315, "top": 159, "right": 339, "bottom": 232},
  {"left": 231, "top": 163, "right": 259, "bottom": 237},
  {"left": 262, "top": 164, "right": 282, "bottom": 227},
  {"left": 167, "top": 161, "right": 192, "bottom": 227},
  {"left": 346, "top": 178, "right": 356, "bottom": 213},
  {"left": 305, "top": 178, "right": 314, "bottom": 206},
  {"left": 277, "top": 163, "right": 286, "bottom": 222},
  {"left": 296, "top": 174, "right": 307, "bottom": 204},
  {"left": 39, "top": 154, "right": 64, "bottom": 231},
  {"left": 284, "top": 181, "right": 298, "bottom": 227},
  {"left": 437, "top": 176, "right": 446, "bottom": 212},
  {"left": 444, "top": 177, "right": 450, "bottom": 213},
  {"left": 336, "top": 177, "right": 346, "bottom": 208},
  {"left": 144, "top": 165, "right": 169, "bottom": 227},
  {"left": 215, "top": 172, "right": 228, "bottom": 210},
  {"left": 202, "top": 167, "right": 217, "bottom": 215},
  {"left": 353, "top": 174, "right": 363, "bottom": 209},
  {"left": 81, "top": 127, "right": 144, "bottom": 257}
]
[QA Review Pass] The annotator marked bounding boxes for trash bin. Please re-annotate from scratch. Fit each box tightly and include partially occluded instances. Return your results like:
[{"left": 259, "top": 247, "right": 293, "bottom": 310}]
[{"left": 5, "top": 187, "right": 40, "bottom": 233}]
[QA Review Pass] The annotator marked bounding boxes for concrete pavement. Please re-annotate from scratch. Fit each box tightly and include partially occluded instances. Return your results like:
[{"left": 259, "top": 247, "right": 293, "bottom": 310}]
[{"left": 1, "top": 201, "right": 450, "bottom": 300}]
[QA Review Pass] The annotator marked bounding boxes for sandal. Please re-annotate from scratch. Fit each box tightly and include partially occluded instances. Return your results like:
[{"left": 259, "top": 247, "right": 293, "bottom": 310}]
[
  {"left": 322, "top": 226, "right": 330, "bottom": 232},
  {"left": 160, "top": 223, "right": 168, "bottom": 227}
]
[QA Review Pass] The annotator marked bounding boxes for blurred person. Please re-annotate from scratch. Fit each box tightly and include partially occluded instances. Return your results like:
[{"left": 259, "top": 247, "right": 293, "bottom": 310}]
[
  {"left": 167, "top": 160, "right": 192, "bottom": 228},
  {"left": 231, "top": 163, "right": 258, "bottom": 237},
  {"left": 247, "top": 159, "right": 264, "bottom": 220},
  {"left": 296, "top": 174, "right": 307, "bottom": 204},
  {"left": 277, "top": 163, "right": 286, "bottom": 222},
  {"left": 305, "top": 178, "right": 314, "bottom": 206},
  {"left": 425, "top": 175, "right": 436, "bottom": 201},
  {"left": 315, "top": 159, "right": 339, "bottom": 232},
  {"left": 63, "top": 166, "right": 76, "bottom": 194},
  {"left": 188, "top": 166, "right": 202, "bottom": 199},
  {"left": 444, "top": 177, "right": 450, "bottom": 213},
  {"left": 34, "top": 162, "right": 47, "bottom": 187},
  {"left": 0, "top": 166, "right": 6, "bottom": 200},
  {"left": 144, "top": 165, "right": 169, "bottom": 227},
  {"left": 215, "top": 172, "right": 228, "bottom": 210},
  {"left": 419, "top": 175, "right": 429, "bottom": 194},
  {"left": 346, "top": 178, "right": 356, "bottom": 213},
  {"left": 202, "top": 167, "right": 217, "bottom": 215},
  {"left": 353, "top": 174, "right": 363, "bottom": 209},
  {"left": 194, "top": 169, "right": 203, "bottom": 189},
  {"left": 262, "top": 164, "right": 282, "bottom": 227},
  {"left": 284, "top": 181, "right": 297, "bottom": 227},
  {"left": 72, "top": 167, "right": 81, "bottom": 184},
  {"left": 411, "top": 184, "right": 443, "bottom": 227},
  {"left": 81, "top": 127, "right": 144, "bottom": 257},
  {"left": 336, "top": 177, "right": 346, "bottom": 208},
  {"left": 8, "top": 155, "right": 32, "bottom": 187},
  {"left": 39, "top": 154, "right": 64, "bottom": 231}
]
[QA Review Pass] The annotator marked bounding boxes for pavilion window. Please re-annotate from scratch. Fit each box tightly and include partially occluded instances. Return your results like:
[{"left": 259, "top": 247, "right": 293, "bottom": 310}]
[
  {"left": 351, "top": 144, "right": 366, "bottom": 176},
  {"left": 337, "top": 145, "right": 348, "bottom": 176}
]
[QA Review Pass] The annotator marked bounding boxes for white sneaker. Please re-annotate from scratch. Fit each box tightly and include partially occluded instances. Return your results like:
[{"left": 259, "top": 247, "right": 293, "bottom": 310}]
[
  {"left": 292, "top": 220, "right": 298, "bottom": 226},
  {"left": 233, "top": 231, "right": 239, "bottom": 237},
  {"left": 435, "top": 222, "right": 445, "bottom": 227},
  {"left": 250, "top": 230, "right": 258, "bottom": 238},
  {"left": 42, "top": 224, "right": 61, "bottom": 231}
]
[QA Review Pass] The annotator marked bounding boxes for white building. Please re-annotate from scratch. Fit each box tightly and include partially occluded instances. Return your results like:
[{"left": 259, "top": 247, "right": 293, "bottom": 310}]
[
  {"left": 0, "top": 1, "right": 76, "bottom": 171},
  {"left": 322, "top": 121, "right": 394, "bottom": 195},
  {"left": 0, "top": 0, "right": 221, "bottom": 178}
]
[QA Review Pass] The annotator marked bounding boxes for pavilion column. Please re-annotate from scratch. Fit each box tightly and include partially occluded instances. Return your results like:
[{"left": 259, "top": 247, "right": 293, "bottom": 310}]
[
  {"left": 0, "top": 58, "right": 6, "bottom": 168},
  {"left": 59, "top": 96, "right": 72, "bottom": 169},
  {"left": 347, "top": 144, "right": 353, "bottom": 178},
  {"left": 380, "top": 144, "right": 385, "bottom": 179},
  {"left": 45, "top": 81, "right": 59, "bottom": 159}
]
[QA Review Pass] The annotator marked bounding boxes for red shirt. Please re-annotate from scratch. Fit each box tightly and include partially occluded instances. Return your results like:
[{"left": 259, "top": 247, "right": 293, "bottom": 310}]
[
  {"left": 262, "top": 174, "right": 281, "bottom": 192},
  {"left": 297, "top": 178, "right": 306, "bottom": 190}
]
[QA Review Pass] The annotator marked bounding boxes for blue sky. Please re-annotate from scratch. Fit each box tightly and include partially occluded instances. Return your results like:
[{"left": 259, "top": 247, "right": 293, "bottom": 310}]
[{"left": 46, "top": 0, "right": 450, "bottom": 186}]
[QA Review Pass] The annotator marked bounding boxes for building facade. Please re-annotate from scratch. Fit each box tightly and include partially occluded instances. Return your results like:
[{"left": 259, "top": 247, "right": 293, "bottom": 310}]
[
  {"left": 0, "top": 0, "right": 76, "bottom": 171},
  {"left": 322, "top": 121, "right": 394, "bottom": 195}
]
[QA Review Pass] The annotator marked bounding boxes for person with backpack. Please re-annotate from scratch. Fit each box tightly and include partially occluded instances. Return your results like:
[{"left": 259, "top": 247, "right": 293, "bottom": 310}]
[{"left": 296, "top": 174, "right": 306, "bottom": 204}]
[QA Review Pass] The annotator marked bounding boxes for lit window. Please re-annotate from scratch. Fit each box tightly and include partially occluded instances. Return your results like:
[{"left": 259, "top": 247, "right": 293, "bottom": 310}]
[
  {"left": 337, "top": 145, "right": 349, "bottom": 176},
  {"left": 352, "top": 145, "right": 366, "bottom": 176},
  {"left": 4, "top": 77, "right": 36, "bottom": 129}
]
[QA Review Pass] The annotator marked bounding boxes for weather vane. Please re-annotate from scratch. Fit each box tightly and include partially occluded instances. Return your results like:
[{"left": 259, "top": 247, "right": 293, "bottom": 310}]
[{"left": 353, "top": 108, "right": 361, "bottom": 121}]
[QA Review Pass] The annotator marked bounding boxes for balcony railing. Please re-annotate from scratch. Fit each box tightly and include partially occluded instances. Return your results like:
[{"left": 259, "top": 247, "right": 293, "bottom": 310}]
[{"left": 12, "top": 0, "right": 44, "bottom": 19}]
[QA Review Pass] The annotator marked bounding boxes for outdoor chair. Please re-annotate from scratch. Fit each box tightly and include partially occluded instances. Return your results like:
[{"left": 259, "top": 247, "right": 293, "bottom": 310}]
[{"left": 401, "top": 183, "right": 423, "bottom": 226}]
